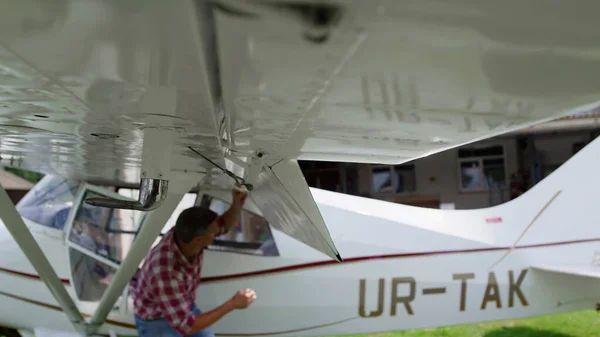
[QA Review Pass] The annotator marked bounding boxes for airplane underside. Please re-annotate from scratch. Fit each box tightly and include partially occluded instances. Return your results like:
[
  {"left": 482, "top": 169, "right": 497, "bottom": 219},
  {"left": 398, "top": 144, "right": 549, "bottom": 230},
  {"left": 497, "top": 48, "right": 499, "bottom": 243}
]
[{"left": 1, "top": 0, "right": 600, "bottom": 336}]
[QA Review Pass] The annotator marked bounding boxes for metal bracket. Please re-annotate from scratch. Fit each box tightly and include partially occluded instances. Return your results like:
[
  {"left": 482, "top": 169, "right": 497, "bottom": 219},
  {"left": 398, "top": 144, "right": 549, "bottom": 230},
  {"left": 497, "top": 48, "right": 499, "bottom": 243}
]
[
  {"left": 85, "top": 178, "right": 168, "bottom": 211},
  {"left": 243, "top": 150, "right": 266, "bottom": 188},
  {"left": 84, "top": 87, "right": 176, "bottom": 210}
]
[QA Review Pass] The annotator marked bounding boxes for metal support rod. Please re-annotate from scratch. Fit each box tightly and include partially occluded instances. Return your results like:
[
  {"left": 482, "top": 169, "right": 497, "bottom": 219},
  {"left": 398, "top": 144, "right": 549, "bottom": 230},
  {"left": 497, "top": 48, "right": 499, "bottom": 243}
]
[
  {"left": 87, "top": 191, "right": 185, "bottom": 333},
  {"left": 0, "top": 185, "right": 86, "bottom": 331}
]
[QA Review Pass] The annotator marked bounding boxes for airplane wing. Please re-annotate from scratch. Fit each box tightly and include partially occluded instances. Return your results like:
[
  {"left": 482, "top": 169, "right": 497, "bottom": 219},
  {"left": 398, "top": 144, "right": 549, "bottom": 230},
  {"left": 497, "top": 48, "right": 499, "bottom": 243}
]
[
  {"left": 0, "top": 1, "right": 598, "bottom": 187},
  {"left": 1, "top": 2, "right": 600, "bottom": 258},
  {"left": 531, "top": 264, "right": 600, "bottom": 279},
  {"left": 5, "top": 3, "right": 600, "bottom": 335}
]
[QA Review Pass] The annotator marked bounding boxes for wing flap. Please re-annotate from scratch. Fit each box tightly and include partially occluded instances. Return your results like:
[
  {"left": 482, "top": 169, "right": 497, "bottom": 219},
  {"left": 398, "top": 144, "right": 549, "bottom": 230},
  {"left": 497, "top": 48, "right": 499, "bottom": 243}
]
[{"left": 249, "top": 159, "right": 342, "bottom": 262}]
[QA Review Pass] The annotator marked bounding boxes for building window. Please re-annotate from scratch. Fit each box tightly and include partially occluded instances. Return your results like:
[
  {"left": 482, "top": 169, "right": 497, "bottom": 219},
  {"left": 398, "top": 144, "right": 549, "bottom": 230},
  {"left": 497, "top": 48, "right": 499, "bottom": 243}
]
[
  {"left": 299, "top": 161, "right": 340, "bottom": 192},
  {"left": 458, "top": 145, "right": 506, "bottom": 192},
  {"left": 299, "top": 161, "right": 358, "bottom": 194},
  {"left": 371, "top": 163, "right": 416, "bottom": 195}
]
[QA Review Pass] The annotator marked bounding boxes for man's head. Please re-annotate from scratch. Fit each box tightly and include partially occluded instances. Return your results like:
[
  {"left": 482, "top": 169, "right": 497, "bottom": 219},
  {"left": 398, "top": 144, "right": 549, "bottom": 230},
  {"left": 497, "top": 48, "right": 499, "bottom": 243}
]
[{"left": 174, "top": 206, "right": 220, "bottom": 253}]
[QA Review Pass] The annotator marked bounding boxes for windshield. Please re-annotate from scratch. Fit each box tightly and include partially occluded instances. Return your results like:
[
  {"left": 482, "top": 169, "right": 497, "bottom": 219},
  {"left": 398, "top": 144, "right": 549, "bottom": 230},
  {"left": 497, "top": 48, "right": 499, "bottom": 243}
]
[{"left": 16, "top": 174, "right": 80, "bottom": 230}]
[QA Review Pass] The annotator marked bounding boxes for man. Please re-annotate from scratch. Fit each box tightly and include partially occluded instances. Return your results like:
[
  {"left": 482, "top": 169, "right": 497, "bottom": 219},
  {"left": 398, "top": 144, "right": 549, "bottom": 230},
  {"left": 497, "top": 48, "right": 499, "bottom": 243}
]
[{"left": 130, "top": 189, "right": 256, "bottom": 336}]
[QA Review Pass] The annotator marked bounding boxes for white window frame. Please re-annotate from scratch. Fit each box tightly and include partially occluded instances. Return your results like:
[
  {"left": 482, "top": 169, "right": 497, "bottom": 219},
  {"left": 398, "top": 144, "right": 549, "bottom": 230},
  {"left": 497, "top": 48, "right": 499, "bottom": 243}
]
[
  {"left": 457, "top": 144, "right": 508, "bottom": 193},
  {"left": 63, "top": 184, "right": 200, "bottom": 313},
  {"left": 370, "top": 163, "right": 416, "bottom": 197},
  {"left": 63, "top": 183, "right": 138, "bottom": 313}
]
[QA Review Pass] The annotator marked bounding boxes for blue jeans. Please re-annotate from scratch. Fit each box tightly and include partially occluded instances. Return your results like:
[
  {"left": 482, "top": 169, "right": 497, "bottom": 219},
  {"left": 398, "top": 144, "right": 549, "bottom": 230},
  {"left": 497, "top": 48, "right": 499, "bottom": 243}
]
[{"left": 134, "top": 304, "right": 215, "bottom": 337}]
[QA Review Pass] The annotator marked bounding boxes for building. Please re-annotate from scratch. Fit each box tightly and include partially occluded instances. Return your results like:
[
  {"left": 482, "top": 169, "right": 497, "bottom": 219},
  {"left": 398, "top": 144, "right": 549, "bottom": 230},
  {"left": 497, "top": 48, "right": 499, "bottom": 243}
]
[
  {"left": 0, "top": 169, "right": 35, "bottom": 204},
  {"left": 299, "top": 109, "right": 600, "bottom": 209}
]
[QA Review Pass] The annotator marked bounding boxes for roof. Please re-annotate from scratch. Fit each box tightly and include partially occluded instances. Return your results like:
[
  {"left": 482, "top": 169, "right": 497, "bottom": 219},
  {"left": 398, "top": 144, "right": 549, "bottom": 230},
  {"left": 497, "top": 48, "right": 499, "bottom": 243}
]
[
  {"left": 558, "top": 107, "right": 600, "bottom": 120},
  {"left": 0, "top": 169, "right": 35, "bottom": 190}
]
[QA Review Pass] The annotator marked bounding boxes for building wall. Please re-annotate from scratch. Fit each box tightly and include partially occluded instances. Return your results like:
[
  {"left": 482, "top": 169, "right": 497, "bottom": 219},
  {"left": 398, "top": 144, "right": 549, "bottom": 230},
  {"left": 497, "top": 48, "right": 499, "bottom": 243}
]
[
  {"left": 299, "top": 127, "right": 598, "bottom": 210},
  {"left": 352, "top": 129, "right": 596, "bottom": 209},
  {"left": 7, "top": 190, "right": 28, "bottom": 205},
  {"left": 533, "top": 131, "right": 592, "bottom": 169},
  {"left": 356, "top": 137, "right": 518, "bottom": 209},
  {"left": 415, "top": 138, "right": 517, "bottom": 209}
]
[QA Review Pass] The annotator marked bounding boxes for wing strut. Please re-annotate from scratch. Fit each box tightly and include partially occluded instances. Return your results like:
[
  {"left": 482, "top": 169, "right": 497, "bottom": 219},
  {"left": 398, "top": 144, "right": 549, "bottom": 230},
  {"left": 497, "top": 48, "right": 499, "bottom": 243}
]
[
  {"left": 87, "top": 190, "right": 186, "bottom": 334},
  {"left": 0, "top": 185, "right": 86, "bottom": 332}
]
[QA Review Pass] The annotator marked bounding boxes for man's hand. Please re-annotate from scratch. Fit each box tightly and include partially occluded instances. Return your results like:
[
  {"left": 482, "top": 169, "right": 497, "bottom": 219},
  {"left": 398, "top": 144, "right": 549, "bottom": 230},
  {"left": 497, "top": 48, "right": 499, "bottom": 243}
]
[
  {"left": 229, "top": 289, "right": 257, "bottom": 309},
  {"left": 218, "top": 189, "right": 248, "bottom": 233},
  {"left": 189, "top": 289, "right": 256, "bottom": 334},
  {"left": 232, "top": 189, "right": 247, "bottom": 209}
]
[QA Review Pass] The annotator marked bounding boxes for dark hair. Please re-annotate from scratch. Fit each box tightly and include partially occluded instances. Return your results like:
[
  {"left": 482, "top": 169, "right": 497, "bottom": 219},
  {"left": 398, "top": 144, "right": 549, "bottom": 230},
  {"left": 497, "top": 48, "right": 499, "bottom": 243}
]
[{"left": 174, "top": 207, "right": 218, "bottom": 243}]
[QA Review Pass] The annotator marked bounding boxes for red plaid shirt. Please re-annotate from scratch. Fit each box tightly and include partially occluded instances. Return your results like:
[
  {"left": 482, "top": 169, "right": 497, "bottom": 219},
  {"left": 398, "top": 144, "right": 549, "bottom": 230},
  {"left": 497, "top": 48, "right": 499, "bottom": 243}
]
[{"left": 130, "top": 219, "right": 228, "bottom": 335}]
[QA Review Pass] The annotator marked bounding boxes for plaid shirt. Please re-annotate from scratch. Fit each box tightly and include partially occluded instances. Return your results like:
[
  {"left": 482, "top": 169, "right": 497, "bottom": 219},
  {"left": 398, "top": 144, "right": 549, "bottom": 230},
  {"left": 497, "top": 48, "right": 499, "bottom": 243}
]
[{"left": 130, "top": 218, "right": 228, "bottom": 335}]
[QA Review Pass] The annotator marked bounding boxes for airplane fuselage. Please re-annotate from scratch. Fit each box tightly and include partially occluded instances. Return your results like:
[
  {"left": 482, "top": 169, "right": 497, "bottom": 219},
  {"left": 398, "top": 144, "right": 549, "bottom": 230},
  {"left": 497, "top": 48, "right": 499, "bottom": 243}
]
[{"left": 1, "top": 182, "right": 600, "bottom": 337}]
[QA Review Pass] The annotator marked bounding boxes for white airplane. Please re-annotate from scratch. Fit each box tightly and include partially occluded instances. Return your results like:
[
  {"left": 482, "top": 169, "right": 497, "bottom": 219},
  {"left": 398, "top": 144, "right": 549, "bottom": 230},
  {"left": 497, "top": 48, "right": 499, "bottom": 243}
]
[
  {"left": 1, "top": 0, "right": 600, "bottom": 336},
  {"left": 2, "top": 126, "right": 600, "bottom": 337}
]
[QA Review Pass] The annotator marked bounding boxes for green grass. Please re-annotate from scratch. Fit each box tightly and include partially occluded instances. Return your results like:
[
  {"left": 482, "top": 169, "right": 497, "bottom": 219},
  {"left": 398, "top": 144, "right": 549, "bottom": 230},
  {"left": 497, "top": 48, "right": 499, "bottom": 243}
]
[
  {"left": 4, "top": 310, "right": 600, "bottom": 337},
  {"left": 322, "top": 310, "right": 600, "bottom": 337},
  {"left": 3, "top": 167, "right": 44, "bottom": 184}
]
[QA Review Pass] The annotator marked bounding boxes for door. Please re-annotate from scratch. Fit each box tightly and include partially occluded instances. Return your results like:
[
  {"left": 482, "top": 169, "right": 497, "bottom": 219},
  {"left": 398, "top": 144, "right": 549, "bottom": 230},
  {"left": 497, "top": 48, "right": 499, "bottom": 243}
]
[
  {"left": 63, "top": 183, "right": 146, "bottom": 315},
  {"left": 63, "top": 183, "right": 201, "bottom": 316}
]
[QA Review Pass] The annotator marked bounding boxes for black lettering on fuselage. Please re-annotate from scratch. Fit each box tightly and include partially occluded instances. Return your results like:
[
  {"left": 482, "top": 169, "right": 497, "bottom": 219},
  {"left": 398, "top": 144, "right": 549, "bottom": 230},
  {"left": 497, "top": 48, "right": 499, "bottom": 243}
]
[
  {"left": 481, "top": 272, "right": 502, "bottom": 310},
  {"left": 358, "top": 278, "right": 384, "bottom": 317},
  {"left": 357, "top": 269, "right": 529, "bottom": 317},
  {"left": 508, "top": 269, "right": 528, "bottom": 307},
  {"left": 453, "top": 273, "right": 475, "bottom": 312},
  {"left": 391, "top": 277, "right": 416, "bottom": 316}
]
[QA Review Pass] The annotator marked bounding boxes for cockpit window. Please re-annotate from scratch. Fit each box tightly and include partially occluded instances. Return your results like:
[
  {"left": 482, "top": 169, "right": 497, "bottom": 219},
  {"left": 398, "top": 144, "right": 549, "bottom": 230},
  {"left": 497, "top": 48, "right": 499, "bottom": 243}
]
[
  {"left": 16, "top": 174, "right": 80, "bottom": 230},
  {"left": 68, "top": 190, "right": 145, "bottom": 264},
  {"left": 204, "top": 195, "right": 279, "bottom": 257},
  {"left": 69, "top": 247, "right": 116, "bottom": 303}
]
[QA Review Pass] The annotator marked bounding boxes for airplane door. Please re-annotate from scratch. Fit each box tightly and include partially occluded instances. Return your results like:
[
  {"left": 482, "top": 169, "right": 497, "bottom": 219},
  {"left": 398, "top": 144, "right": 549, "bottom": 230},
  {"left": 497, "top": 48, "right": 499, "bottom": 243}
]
[{"left": 63, "top": 183, "right": 146, "bottom": 315}]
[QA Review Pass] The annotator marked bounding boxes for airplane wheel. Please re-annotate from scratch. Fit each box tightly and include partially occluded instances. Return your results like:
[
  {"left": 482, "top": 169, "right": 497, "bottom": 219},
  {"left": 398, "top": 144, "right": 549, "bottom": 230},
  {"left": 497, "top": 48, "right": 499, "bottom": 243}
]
[{"left": 0, "top": 327, "right": 21, "bottom": 337}]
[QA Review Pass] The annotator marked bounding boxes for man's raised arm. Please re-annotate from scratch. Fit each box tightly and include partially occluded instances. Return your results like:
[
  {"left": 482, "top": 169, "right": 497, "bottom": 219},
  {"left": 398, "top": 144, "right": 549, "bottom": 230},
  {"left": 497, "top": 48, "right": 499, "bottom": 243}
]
[{"left": 217, "top": 189, "right": 247, "bottom": 234}]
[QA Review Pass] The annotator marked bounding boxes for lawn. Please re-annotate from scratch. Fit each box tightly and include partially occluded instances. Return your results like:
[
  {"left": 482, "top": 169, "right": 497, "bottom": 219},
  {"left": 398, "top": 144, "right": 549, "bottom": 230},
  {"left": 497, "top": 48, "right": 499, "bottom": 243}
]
[
  {"left": 322, "top": 310, "right": 600, "bottom": 337},
  {"left": 4, "top": 310, "right": 599, "bottom": 337}
]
